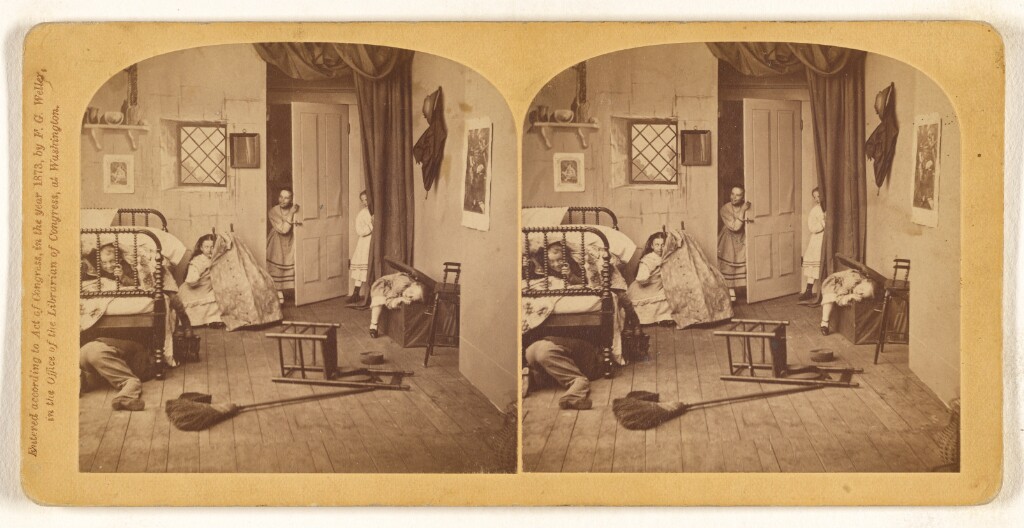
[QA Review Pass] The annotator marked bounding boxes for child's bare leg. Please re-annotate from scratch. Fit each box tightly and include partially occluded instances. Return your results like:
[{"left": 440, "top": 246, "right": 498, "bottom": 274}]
[
  {"left": 369, "top": 305, "right": 383, "bottom": 338},
  {"left": 820, "top": 302, "right": 835, "bottom": 335}
]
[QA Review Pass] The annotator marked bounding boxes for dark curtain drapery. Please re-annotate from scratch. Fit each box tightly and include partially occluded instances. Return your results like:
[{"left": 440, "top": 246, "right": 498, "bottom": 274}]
[
  {"left": 707, "top": 42, "right": 866, "bottom": 277},
  {"left": 254, "top": 43, "right": 416, "bottom": 291},
  {"left": 805, "top": 56, "right": 866, "bottom": 276}
]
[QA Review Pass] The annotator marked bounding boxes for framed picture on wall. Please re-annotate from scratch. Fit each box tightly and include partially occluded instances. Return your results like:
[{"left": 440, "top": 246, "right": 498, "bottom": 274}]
[
  {"left": 102, "top": 154, "right": 134, "bottom": 194},
  {"left": 679, "top": 129, "right": 712, "bottom": 166},
  {"left": 553, "top": 152, "right": 585, "bottom": 192},
  {"left": 229, "top": 132, "right": 261, "bottom": 169},
  {"left": 461, "top": 117, "right": 493, "bottom": 231},
  {"left": 910, "top": 113, "right": 941, "bottom": 227}
]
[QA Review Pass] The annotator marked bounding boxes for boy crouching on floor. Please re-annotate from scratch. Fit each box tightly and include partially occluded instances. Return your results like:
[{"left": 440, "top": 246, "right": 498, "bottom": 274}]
[
  {"left": 524, "top": 336, "right": 602, "bottom": 410},
  {"left": 80, "top": 338, "right": 155, "bottom": 411}
]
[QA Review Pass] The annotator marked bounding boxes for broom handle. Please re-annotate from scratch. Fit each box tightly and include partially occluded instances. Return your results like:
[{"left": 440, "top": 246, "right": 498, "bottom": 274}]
[
  {"left": 236, "top": 387, "right": 376, "bottom": 411},
  {"left": 688, "top": 385, "right": 821, "bottom": 409}
]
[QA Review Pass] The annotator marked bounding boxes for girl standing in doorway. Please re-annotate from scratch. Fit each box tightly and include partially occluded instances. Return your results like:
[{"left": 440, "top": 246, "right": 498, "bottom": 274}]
[
  {"left": 267, "top": 187, "right": 300, "bottom": 292},
  {"left": 347, "top": 190, "right": 373, "bottom": 306},
  {"left": 799, "top": 187, "right": 826, "bottom": 303}
]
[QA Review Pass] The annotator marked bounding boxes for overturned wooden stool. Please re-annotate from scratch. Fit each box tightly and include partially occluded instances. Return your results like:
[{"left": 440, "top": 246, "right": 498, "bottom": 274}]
[
  {"left": 266, "top": 321, "right": 413, "bottom": 391},
  {"left": 714, "top": 319, "right": 861, "bottom": 388}
]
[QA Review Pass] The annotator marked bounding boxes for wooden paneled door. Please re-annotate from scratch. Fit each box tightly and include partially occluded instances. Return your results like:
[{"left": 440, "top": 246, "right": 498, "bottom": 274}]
[
  {"left": 291, "top": 103, "right": 349, "bottom": 306},
  {"left": 742, "top": 98, "right": 802, "bottom": 303}
]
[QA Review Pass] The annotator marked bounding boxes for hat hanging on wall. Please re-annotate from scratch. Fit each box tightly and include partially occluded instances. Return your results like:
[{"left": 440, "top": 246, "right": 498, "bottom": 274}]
[{"left": 413, "top": 86, "right": 448, "bottom": 193}]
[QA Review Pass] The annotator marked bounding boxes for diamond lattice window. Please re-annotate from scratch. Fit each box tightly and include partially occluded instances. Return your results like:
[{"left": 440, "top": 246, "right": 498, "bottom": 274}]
[
  {"left": 178, "top": 124, "right": 227, "bottom": 186},
  {"left": 629, "top": 120, "right": 679, "bottom": 185}
]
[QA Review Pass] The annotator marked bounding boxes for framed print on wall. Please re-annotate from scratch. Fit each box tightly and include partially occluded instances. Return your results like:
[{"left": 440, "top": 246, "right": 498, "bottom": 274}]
[
  {"left": 229, "top": 132, "right": 260, "bottom": 169},
  {"left": 461, "top": 117, "right": 493, "bottom": 231},
  {"left": 911, "top": 113, "right": 941, "bottom": 227},
  {"left": 102, "top": 154, "right": 134, "bottom": 194},
  {"left": 553, "top": 152, "right": 585, "bottom": 192},
  {"left": 680, "top": 129, "right": 712, "bottom": 166}
]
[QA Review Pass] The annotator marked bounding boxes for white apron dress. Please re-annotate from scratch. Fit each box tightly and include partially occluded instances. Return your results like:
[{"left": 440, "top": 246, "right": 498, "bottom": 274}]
[
  {"left": 350, "top": 207, "right": 372, "bottom": 283},
  {"left": 803, "top": 204, "right": 825, "bottom": 281}
]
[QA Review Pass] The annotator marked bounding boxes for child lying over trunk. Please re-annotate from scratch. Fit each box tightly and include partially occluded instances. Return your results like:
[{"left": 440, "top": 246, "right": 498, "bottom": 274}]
[
  {"left": 818, "top": 269, "right": 877, "bottom": 335},
  {"left": 367, "top": 272, "right": 426, "bottom": 338}
]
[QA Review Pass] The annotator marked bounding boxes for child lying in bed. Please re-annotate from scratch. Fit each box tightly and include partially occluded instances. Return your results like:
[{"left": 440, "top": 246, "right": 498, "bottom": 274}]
[
  {"left": 81, "top": 243, "right": 139, "bottom": 287},
  {"left": 527, "top": 240, "right": 641, "bottom": 333},
  {"left": 527, "top": 241, "right": 585, "bottom": 286}
]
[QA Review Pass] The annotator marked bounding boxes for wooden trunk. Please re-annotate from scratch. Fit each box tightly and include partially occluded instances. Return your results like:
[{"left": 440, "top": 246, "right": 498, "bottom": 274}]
[
  {"left": 834, "top": 286, "right": 909, "bottom": 345},
  {"left": 382, "top": 300, "right": 459, "bottom": 348}
]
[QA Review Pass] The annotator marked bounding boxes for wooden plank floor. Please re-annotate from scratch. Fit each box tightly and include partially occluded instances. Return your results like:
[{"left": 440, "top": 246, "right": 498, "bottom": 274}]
[
  {"left": 80, "top": 297, "right": 513, "bottom": 473},
  {"left": 523, "top": 295, "right": 955, "bottom": 473}
]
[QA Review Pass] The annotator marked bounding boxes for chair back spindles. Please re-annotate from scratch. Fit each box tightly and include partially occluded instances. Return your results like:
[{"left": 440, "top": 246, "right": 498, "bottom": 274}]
[
  {"left": 892, "top": 258, "right": 911, "bottom": 283},
  {"left": 441, "top": 262, "right": 461, "bottom": 286}
]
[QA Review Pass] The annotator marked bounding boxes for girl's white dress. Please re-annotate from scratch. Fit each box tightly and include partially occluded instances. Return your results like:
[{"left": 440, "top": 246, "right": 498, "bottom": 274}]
[
  {"left": 626, "top": 252, "right": 674, "bottom": 325},
  {"left": 178, "top": 254, "right": 223, "bottom": 326},
  {"left": 350, "top": 207, "right": 372, "bottom": 283},
  {"left": 803, "top": 204, "right": 825, "bottom": 281}
]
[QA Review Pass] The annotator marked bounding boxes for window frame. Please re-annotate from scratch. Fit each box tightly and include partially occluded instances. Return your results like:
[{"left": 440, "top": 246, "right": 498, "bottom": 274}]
[
  {"left": 627, "top": 118, "right": 680, "bottom": 186},
  {"left": 176, "top": 121, "right": 229, "bottom": 187}
]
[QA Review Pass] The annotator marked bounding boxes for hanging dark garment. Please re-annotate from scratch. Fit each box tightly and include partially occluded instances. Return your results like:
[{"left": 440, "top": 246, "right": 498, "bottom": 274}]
[
  {"left": 413, "top": 87, "right": 448, "bottom": 192},
  {"left": 866, "top": 82, "right": 899, "bottom": 192}
]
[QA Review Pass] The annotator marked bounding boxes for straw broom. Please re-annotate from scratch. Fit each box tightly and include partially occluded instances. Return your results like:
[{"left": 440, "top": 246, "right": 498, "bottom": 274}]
[
  {"left": 612, "top": 386, "right": 823, "bottom": 430},
  {"left": 165, "top": 387, "right": 375, "bottom": 431}
]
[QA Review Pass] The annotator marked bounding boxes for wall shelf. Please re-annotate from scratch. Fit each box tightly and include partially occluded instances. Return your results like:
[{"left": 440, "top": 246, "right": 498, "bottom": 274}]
[
  {"left": 529, "top": 122, "right": 599, "bottom": 149},
  {"left": 83, "top": 124, "right": 150, "bottom": 151}
]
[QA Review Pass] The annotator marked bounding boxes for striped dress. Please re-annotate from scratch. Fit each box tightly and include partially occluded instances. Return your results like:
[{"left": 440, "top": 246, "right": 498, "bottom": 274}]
[
  {"left": 266, "top": 204, "right": 298, "bottom": 290},
  {"left": 717, "top": 202, "right": 747, "bottom": 288}
]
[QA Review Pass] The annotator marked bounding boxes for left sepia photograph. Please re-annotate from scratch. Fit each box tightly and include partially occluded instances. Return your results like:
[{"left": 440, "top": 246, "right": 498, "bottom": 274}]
[{"left": 77, "top": 42, "right": 518, "bottom": 474}]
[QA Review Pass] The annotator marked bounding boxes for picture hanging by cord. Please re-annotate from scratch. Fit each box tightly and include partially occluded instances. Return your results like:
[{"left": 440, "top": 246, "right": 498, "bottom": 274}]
[
  {"left": 230, "top": 131, "right": 261, "bottom": 169},
  {"left": 680, "top": 130, "right": 712, "bottom": 166}
]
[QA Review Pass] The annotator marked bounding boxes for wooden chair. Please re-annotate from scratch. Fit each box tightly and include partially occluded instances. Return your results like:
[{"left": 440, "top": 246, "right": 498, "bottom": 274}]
[
  {"left": 424, "top": 262, "right": 461, "bottom": 367},
  {"left": 874, "top": 258, "right": 911, "bottom": 364}
]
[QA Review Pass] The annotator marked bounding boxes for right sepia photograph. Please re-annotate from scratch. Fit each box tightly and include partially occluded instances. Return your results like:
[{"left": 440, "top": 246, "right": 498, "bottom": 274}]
[{"left": 521, "top": 42, "right": 960, "bottom": 474}]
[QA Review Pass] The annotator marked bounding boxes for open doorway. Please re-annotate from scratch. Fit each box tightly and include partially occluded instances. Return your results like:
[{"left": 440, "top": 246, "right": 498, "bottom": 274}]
[
  {"left": 717, "top": 61, "right": 810, "bottom": 303},
  {"left": 266, "top": 65, "right": 352, "bottom": 307},
  {"left": 266, "top": 103, "right": 295, "bottom": 303}
]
